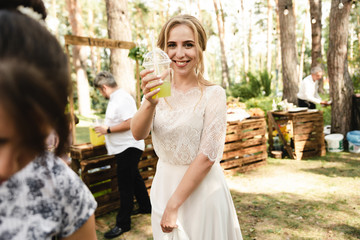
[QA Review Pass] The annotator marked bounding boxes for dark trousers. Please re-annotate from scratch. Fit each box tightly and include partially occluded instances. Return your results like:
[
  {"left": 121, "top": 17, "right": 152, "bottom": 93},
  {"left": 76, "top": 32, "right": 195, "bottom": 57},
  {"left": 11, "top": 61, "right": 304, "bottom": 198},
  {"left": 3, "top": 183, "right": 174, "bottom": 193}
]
[
  {"left": 115, "top": 147, "right": 151, "bottom": 229},
  {"left": 298, "top": 98, "right": 316, "bottom": 109}
]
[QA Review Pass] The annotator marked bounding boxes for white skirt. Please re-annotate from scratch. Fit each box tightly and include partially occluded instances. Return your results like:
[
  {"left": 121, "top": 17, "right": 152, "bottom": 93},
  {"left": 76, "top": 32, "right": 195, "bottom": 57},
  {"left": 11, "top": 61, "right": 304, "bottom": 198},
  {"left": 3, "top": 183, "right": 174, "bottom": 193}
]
[{"left": 150, "top": 161, "right": 243, "bottom": 240}]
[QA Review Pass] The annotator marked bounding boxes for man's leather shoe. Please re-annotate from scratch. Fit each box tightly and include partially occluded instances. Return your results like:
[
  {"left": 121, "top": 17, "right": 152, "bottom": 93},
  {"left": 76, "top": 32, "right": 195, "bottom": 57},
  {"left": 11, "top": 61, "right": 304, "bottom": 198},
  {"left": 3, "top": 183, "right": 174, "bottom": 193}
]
[{"left": 104, "top": 226, "right": 130, "bottom": 239}]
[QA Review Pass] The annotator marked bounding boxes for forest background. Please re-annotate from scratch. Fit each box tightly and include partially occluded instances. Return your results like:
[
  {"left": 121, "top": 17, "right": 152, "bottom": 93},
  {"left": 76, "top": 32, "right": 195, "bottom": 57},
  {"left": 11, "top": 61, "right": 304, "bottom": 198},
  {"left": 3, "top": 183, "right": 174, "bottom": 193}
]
[
  {"left": 43, "top": 0, "right": 360, "bottom": 136},
  {"left": 36, "top": 2, "right": 360, "bottom": 239}
]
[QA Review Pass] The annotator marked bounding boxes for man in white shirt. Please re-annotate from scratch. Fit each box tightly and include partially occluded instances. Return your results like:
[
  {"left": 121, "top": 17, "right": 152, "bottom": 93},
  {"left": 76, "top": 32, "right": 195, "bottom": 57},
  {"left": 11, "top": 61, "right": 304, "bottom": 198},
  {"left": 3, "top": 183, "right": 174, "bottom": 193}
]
[
  {"left": 94, "top": 72, "right": 151, "bottom": 239},
  {"left": 297, "top": 66, "right": 331, "bottom": 109}
]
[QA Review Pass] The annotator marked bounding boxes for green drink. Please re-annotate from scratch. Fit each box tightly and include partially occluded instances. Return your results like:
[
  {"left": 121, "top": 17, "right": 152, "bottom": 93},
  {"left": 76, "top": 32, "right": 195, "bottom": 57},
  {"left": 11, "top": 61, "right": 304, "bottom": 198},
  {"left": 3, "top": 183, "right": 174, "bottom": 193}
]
[
  {"left": 151, "top": 81, "right": 171, "bottom": 98},
  {"left": 143, "top": 48, "right": 172, "bottom": 98}
]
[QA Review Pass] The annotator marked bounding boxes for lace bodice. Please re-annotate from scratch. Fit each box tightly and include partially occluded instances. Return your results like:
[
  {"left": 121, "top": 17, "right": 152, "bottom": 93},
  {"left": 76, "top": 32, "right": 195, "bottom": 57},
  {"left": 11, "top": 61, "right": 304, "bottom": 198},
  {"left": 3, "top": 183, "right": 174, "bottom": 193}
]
[{"left": 151, "top": 85, "right": 227, "bottom": 165}]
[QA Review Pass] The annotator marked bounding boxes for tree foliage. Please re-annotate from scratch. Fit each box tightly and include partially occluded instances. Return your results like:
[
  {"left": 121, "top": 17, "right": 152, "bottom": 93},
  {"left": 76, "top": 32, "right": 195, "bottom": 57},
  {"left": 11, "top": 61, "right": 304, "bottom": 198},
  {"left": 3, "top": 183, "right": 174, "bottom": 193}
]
[
  {"left": 229, "top": 69, "right": 272, "bottom": 101},
  {"left": 42, "top": 0, "right": 360, "bottom": 115}
]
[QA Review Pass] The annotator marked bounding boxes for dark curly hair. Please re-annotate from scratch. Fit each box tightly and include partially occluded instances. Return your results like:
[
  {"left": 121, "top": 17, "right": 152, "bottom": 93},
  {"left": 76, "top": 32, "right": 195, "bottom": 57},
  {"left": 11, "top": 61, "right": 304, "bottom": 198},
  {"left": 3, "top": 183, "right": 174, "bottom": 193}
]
[
  {"left": 0, "top": 0, "right": 70, "bottom": 157},
  {"left": 0, "top": 0, "right": 47, "bottom": 19}
]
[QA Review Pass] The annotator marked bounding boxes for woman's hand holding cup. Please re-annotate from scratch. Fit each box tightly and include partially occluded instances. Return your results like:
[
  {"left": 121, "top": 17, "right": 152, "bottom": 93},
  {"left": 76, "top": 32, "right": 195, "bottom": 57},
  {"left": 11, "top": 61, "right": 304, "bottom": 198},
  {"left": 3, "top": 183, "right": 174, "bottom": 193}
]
[{"left": 140, "top": 68, "right": 163, "bottom": 105}]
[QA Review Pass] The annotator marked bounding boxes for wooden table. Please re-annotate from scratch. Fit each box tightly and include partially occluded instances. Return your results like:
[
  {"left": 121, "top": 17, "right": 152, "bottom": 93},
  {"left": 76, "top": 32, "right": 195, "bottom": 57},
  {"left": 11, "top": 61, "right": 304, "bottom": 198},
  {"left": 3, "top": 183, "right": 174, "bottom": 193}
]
[{"left": 267, "top": 110, "right": 326, "bottom": 160}]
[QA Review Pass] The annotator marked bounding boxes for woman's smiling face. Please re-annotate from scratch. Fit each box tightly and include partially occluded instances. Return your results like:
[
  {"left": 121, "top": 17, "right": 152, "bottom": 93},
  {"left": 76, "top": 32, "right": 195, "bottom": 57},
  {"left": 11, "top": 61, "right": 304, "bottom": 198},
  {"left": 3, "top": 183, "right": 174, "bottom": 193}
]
[{"left": 166, "top": 24, "right": 198, "bottom": 78}]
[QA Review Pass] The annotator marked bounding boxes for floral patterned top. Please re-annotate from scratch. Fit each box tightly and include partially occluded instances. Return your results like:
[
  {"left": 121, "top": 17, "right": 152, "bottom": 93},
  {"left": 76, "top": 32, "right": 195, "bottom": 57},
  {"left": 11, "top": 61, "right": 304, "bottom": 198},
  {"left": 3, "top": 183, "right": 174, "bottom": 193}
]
[{"left": 0, "top": 153, "right": 97, "bottom": 240}]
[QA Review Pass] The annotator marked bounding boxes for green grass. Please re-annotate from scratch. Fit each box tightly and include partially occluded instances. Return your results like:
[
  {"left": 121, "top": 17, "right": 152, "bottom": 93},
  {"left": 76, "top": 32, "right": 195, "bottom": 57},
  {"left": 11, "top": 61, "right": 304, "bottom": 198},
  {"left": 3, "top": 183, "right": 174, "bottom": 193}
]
[
  {"left": 75, "top": 126, "right": 90, "bottom": 144},
  {"left": 74, "top": 114, "right": 104, "bottom": 144},
  {"left": 228, "top": 153, "right": 360, "bottom": 240}
]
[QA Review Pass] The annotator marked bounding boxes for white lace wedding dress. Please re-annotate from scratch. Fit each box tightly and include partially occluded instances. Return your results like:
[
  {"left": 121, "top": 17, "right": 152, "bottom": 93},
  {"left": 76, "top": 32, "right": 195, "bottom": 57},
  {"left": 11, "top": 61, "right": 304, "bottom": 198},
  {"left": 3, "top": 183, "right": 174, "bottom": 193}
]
[{"left": 150, "top": 85, "right": 243, "bottom": 240}]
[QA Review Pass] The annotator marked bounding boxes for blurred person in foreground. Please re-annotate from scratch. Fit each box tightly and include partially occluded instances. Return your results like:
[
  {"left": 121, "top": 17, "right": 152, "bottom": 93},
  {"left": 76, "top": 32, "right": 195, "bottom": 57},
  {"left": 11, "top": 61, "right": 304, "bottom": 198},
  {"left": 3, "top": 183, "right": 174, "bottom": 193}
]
[
  {"left": 297, "top": 66, "right": 331, "bottom": 109},
  {"left": 131, "top": 15, "right": 242, "bottom": 240},
  {"left": 0, "top": 0, "right": 97, "bottom": 239}
]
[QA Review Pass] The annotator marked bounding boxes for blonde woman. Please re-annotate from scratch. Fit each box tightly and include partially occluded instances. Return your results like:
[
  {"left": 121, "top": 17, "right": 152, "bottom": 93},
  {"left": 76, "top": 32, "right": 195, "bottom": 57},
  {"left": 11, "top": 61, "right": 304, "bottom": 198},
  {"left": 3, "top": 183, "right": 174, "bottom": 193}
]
[{"left": 131, "top": 15, "right": 242, "bottom": 240}]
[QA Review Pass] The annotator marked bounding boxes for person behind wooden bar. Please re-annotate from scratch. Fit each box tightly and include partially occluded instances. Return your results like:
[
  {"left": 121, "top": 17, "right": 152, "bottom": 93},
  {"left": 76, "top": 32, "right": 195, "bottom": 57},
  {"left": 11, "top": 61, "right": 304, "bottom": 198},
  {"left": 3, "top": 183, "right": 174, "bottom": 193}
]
[
  {"left": 93, "top": 71, "right": 151, "bottom": 239},
  {"left": 0, "top": 0, "right": 97, "bottom": 239},
  {"left": 131, "top": 14, "right": 243, "bottom": 240},
  {"left": 297, "top": 66, "right": 331, "bottom": 109}
]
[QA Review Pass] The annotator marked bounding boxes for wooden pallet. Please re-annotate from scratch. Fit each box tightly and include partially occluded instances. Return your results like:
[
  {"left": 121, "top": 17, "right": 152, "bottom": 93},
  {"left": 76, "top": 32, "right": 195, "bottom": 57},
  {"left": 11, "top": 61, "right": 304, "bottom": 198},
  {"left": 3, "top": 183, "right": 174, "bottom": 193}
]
[
  {"left": 70, "top": 135, "right": 157, "bottom": 216},
  {"left": 221, "top": 117, "right": 268, "bottom": 172},
  {"left": 80, "top": 155, "right": 118, "bottom": 216},
  {"left": 268, "top": 110, "right": 326, "bottom": 160},
  {"left": 70, "top": 143, "right": 107, "bottom": 160}
]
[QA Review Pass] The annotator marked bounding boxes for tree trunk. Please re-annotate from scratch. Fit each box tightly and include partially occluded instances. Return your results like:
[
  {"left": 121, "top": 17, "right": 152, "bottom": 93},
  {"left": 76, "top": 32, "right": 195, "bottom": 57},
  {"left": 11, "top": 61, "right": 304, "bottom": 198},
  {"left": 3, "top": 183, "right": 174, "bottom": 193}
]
[
  {"left": 278, "top": 0, "right": 298, "bottom": 104},
  {"left": 292, "top": 0, "right": 297, "bottom": 25},
  {"left": 96, "top": 49, "right": 102, "bottom": 73},
  {"left": 309, "top": 0, "right": 323, "bottom": 92},
  {"left": 248, "top": 9, "right": 253, "bottom": 73},
  {"left": 275, "top": 0, "right": 282, "bottom": 94},
  {"left": 105, "top": 0, "right": 135, "bottom": 97},
  {"left": 299, "top": 7, "right": 309, "bottom": 84},
  {"left": 241, "top": 0, "right": 249, "bottom": 80},
  {"left": 309, "top": 0, "right": 322, "bottom": 68},
  {"left": 267, "top": 0, "right": 273, "bottom": 74},
  {"left": 88, "top": 8, "right": 98, "bottom": 75},
  {"left": 358, "top": 16, "right": 360, "bottom": 53},
  {"left": 327, "top": 0, "right": 354, "bottom": 136},
  {"left": 213, "top": 0, "right": 230, "bottom": 88},
  {"left": 66, "top": 0, "right": 92, "bottom": 116}
]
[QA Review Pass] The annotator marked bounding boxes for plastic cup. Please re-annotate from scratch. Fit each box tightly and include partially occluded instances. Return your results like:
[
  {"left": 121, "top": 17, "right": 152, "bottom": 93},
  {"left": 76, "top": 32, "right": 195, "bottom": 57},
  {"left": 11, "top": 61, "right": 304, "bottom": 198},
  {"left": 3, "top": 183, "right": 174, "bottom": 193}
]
[
  {"left": 142, "top": 48, "right": 172, "bottom": 99},
  {"left": 89, "top": 119, "right": 105, "bottom": 146}
]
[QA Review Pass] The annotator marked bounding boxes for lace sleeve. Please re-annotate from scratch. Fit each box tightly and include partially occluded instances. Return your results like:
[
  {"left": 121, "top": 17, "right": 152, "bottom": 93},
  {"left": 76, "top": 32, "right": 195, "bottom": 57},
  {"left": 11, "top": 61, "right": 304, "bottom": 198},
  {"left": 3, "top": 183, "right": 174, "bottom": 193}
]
[{"left": 198, "top": 86, "right": 227, "bottom": 162}]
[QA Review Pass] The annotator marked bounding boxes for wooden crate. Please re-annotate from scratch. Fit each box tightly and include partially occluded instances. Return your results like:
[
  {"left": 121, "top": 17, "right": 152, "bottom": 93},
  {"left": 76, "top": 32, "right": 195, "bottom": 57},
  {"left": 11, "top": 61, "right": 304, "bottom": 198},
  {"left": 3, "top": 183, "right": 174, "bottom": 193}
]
[
  {"left": 70, "top": 135, "right": 158, "bottom": 216},
  {"left": 221, "top": 117, "right": 267, "bottom": 173},
  {"left": 268, "top": 110, "right": 326, "bottom": 160},
  {"left": 81, "top": 154, "right": 118, "bottom": 216}
]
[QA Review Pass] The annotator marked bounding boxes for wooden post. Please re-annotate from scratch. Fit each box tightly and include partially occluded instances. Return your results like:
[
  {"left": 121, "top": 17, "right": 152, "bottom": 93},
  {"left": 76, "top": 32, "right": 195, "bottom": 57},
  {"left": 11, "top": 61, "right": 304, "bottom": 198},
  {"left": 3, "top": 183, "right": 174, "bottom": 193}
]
[
  {"left": 64, "top": 35, "right": 139, "bottom": 142},
  {"left": 65, "top": 43, "right": 76, "bottom": 145},
  {"left": 267, "top": 114, "right": 274, "bottom": 150},
  {"left": 267, "top": 111, "right": 295, "bottom": 159}
]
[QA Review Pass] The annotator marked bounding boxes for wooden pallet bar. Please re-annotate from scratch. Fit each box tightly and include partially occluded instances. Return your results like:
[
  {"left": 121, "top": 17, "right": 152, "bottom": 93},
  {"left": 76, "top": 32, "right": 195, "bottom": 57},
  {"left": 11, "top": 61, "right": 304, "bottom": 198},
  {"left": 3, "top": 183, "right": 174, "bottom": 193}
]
[
  {"left": 221, "top": 117, "right": 268, "bottom": 172},
  {"left": 267, "top": 110, "right": 326, "bottom": 160},
  {"left": 70, "top": 135, "right": 157, "bottom": 216}
]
